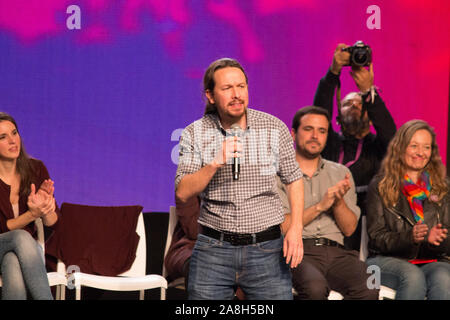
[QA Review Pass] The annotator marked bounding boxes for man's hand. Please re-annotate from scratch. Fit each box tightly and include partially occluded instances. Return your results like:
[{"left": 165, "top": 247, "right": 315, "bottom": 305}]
[
  {"left": 332, "top": 173, "right": 351, "bottom": 207},
  {"left": 211, "top": 136, "right": 242, "bottom": 168},
  {"left": 283, "top": 224, "right": 303, "bottom": 268},
  {"left": 316, "top": 174, "right": 351, "bottom": 212},
  {"left": 330, "top": 43, "right": 350, "bottom": 75},
  {"left": 350, "top": 63, "right": 374, "bottom": 93}
]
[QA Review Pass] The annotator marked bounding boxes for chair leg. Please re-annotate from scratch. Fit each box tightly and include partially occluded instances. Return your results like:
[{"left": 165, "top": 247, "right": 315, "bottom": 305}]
[
  {"left": 139, "top": 289, "right": 145, "bottom": 300},
  {"left": 160, "top": 287, "right": 166, "bottom": 300},
  {"left": 55, "top": 285, "right": 61, "bottom": 300},
  {"left": 60, "top": 285, "right": 66, "bottom": 300},
  {"left": 76, "top": 287, "right": 81, "bottom": 300}
]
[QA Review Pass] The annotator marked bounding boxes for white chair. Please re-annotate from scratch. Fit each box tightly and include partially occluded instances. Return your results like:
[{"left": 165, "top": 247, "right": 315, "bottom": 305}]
[
  {"left": 63, "top": 212, "right": 167, "bottom": 300},
  {"left": 0, "top": 219, "right": 67, "bottom": 300},
  {"left": 161, "top": 206, "right": 187, "bottom": 300}
]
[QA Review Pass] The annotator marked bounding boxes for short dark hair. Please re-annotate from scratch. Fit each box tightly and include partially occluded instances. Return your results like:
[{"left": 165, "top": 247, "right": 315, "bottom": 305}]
[
  {"left": 291, "top": 106, "right": 330, "bottom": 132},
  {"left": 203, "top": 58, "right": 248, "bottom": 115}
]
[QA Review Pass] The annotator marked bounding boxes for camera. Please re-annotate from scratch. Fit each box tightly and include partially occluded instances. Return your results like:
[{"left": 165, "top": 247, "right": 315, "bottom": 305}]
[{"left": 342, "top": 41, "right": 372, "bottom": 67}]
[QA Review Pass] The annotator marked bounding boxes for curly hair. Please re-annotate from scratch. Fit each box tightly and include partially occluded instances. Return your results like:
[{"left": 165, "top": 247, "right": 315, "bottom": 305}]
[{"left": 378, "top": 119, "right": 448, "bottom": 207}]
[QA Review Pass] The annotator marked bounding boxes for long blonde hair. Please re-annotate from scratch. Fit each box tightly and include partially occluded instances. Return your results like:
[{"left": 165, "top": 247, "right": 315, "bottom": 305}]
[{"left": 378, "top": 119, "right": 448, "bottom": 207}]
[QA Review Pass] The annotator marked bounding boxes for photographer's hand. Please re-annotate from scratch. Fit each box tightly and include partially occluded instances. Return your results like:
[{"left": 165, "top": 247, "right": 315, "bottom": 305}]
[
  {"left": 350, "top": 63, "right": 374, "bottom": 93},
  {"left": 330, "top": 43, "right": 350, "bottom": 75}
]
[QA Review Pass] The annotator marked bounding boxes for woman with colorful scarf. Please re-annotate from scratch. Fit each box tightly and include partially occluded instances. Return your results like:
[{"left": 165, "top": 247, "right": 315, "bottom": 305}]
[{"left": 366, "top": 120, "right": 450, "bottom": 300}]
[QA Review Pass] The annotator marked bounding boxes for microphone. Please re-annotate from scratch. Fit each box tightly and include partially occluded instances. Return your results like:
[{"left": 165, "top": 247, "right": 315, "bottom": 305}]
[{"left": 230, "top": 123, "right": 242, "bottom": 180}]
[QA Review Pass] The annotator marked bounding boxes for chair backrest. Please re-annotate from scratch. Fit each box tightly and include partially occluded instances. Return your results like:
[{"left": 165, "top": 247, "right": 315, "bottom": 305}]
[
  {"left": 57, "top": 212, "right": 146, "bottom": 278},
  {"left": 119, "top": 212, "right": 146, "bottom": 277},
  {"left": 162, "top": 206, "right": 178, "bottom": 278},
  {"left": 47, "top": 203, "right": 144, "bottom": 277}
]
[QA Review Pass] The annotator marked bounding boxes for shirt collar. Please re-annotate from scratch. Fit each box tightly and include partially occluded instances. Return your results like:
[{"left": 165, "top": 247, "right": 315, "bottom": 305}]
[
  {"left": 312, "top": 156, "right": 326, "bottom": 177},
  {"left": 210, "top": 108, "right": 251, "bottom": 135}
]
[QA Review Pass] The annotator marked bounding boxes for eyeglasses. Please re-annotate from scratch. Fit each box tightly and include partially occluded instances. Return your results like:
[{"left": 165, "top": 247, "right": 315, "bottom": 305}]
[{"left": 341, "top": 99, "right": 362, "bottom": 108}]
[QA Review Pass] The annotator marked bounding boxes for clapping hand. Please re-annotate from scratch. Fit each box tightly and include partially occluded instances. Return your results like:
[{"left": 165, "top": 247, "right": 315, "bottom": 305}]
[
  {"left": 317, "top": 174, "right": 351, "bottom": 212},
  {"left": 412, "top": 221, "right": 429, "bottom": 244},
  {"left": 427, "top": 223, "right": 448, "bottom": 246},
  {"left": 37, "top": 179, "right": 54, "bottom": 197},
  {"left": 27, "top": 181, "right": 56, "bottom": 219}
]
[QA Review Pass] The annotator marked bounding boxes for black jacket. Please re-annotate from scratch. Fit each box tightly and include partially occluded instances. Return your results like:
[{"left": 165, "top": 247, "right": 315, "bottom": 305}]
[{"left": 366, "top": 176, "right": 450, "bottom": 261}]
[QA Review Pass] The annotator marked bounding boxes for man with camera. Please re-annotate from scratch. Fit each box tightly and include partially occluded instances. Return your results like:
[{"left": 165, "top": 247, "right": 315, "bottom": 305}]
[{"left": 313, "top": 42, "right": 396, "bottom": 250}]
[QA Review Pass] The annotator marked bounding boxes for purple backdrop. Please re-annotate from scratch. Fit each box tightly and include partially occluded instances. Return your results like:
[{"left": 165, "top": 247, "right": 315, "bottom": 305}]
[{"left": 0, "top": 0, "right": 449, "bottom": 212}]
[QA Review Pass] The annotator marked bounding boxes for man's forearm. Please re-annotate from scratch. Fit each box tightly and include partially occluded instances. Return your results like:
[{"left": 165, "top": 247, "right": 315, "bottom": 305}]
[
  {"left": 303, "top": 203, "right": 324, "bottom": 227},
  {"left": 366, "top": 93, "right": 396, "bottom": 146},
  {"left": 313, "top": 69, "right": 340, "bottom": 116},
  {"left": 333, "top": 200, "right": 358, "bottom": 237},
  {"left": 175, "top": 163, "right": 220, "bottom": 203},
  {"left": 285, "top": 179, "right": 304, "bottom": 232}
]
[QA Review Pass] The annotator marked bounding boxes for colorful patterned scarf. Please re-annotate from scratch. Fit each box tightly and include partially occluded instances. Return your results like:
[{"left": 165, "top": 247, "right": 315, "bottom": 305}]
[{"left": 402, "top": 171, "right": 432, "bottom": 223}]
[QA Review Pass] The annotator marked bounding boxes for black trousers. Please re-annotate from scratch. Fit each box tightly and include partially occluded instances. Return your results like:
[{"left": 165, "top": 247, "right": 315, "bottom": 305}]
[{"left": 292, "top": 243, "right": 379, "bottom": 300}]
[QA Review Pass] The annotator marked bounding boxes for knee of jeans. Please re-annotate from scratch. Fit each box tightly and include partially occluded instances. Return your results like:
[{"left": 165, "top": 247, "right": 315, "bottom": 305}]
[
  {"left": 2, "top": 252, "right": 22, "bottom": 278},
  {"left": 1, "top": 252, "right": 27, "bottom": 298},
  {"left": 425, "top": 264, "right": 450, "bottom": 286},
  {"left": 9, "top": 229, "right": 36, "bottom": 250},
  {"left": 400, "top": 265, "right": 426, "bottom": 287}
]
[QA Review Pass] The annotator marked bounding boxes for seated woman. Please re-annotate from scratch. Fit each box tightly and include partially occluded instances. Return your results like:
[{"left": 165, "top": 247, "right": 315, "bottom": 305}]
[
  {"left": 366, "top": 119, "right": 449, "bottom": 300},
  {"left": 0, "top": 112, "right": 58, "bottom": 300}
]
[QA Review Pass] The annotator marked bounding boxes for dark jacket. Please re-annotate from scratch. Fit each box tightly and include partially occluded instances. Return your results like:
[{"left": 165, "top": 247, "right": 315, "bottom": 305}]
[
  {"left": 164, "top": 197, "right": 200, "bottom": 282},
  {"left": 366, "top": 176, "right": 450, "bottom": 261},
  {"left": 0, "top": 158, "right": 60, "bottom": 236}
]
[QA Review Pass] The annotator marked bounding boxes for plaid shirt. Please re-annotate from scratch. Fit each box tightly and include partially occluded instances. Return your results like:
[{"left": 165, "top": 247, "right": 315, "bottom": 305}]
[{"left": 175, "top": 108, "right": 302, "bottom": 233}]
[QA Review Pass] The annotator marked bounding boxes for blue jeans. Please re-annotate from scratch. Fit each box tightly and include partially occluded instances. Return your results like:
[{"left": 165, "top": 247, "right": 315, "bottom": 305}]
[
  {"left": 0, "top": 229, "right": 53, "bottom": 300},
  {"left": 367, "top": 255, "right": 450, "bottom": 300},
  {"left": 188, "top": 234, "right": 292, "bottom": 300}
]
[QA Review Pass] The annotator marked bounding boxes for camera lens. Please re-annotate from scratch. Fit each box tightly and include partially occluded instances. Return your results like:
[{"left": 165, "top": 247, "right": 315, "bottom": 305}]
[{"left": 352, "top": 48, "right": 370, "bottom": 67}]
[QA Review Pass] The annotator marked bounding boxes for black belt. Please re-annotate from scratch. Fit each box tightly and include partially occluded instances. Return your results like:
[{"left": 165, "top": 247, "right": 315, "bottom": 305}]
[
  {"left": 200, "top": 225, "right": 281, "bottom": 246},
  {"left": 303, "top": 238, "right": 346, "bottom": 250}
]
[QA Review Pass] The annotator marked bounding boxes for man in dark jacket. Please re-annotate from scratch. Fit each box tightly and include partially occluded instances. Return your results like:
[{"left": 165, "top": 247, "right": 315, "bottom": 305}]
[{"left": 313, "top": 43, "right": 396, "bottom": 250}]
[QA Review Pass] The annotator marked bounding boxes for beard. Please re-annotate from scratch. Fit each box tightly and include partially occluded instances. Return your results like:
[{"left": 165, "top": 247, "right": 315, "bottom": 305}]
[
  {"left": 296, "top": 141, "right": 322, "bottom": 159},
  {"left": 340, "top": 110, "right": 370, "bottom": 137}
]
